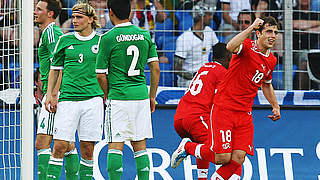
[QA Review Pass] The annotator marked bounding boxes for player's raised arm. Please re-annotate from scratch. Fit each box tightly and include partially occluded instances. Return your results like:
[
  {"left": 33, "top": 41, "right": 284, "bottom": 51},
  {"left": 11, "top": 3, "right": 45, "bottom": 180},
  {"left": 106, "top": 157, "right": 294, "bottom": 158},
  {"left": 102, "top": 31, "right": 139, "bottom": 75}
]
[
  {"left": 227, "top": 18, "right": 264, "bottom": 54},
  {"left": 261, "top": 82, "right": 280, "bottom": 121}
]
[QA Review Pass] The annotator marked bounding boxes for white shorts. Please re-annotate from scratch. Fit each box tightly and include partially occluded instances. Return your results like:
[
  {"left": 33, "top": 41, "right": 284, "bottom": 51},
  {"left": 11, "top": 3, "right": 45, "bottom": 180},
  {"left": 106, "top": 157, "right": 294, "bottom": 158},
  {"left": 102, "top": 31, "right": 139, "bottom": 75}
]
[
  {"left": 53, "top": 96, "right": 104, "bottom": 142},
  {"left": 37, "top": 94, "right": 55, "bottom": 135},
  {"left": 105, "top": 99, "right": 153, "bottom": 142}
]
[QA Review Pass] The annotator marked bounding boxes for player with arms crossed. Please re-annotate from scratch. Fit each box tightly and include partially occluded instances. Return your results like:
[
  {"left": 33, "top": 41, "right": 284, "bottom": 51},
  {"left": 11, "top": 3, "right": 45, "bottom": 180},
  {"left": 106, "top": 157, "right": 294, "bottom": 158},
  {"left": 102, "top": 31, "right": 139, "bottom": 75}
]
[
  {"left": 174, "top": 43, "right": 244, "bottom": 180},
  {"left": 45, "top": 2, "right": 104, "bottom": 179},
  {"left": 34, "top": 0, "right": 78, "bottom": 179},
  {"left": 96, "top": 0, "right": 160, "bottom": 179},
  {"left": 171, "top": 16, "right": 281, "bottom": 180}
]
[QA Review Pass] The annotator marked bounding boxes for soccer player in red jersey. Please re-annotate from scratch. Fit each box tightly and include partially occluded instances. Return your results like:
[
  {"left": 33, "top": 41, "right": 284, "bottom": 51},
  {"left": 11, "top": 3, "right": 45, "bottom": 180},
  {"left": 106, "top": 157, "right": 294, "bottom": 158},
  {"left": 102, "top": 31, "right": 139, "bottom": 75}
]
[
  {"left": 171, "top": 16, "right": 281, "bottom": 180},
  {"left": 174, "top": 43, "right": 237, "bottom": 180}
]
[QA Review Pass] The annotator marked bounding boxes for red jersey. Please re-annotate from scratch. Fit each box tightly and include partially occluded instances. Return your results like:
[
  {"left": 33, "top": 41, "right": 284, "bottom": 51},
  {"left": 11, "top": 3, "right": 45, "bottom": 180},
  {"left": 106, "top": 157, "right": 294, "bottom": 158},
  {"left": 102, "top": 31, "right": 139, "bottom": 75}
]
[
  {"left": 214, "top": 38, "right": 277, "bottom": 112},
  {"left": 175, "top": 62, "right": 227, "bottom": 119}
]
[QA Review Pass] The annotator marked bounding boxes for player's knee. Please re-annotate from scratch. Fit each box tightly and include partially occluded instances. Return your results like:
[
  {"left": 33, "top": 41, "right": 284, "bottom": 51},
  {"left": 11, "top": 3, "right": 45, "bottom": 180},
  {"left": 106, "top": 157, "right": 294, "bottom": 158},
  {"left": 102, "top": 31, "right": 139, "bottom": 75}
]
[
  {"left": 52, "top": 142, "right": 69, "bottom": 157},
  {"left": 35, "top": 137, "right": 50, "bottom": 150},
  {"left": 80, "top": 142, "right": 94, "bottom": 159},
  {"left": 67, "top": 142, "right": 76, "bottom": 152},
  {"left": 215, "top": 153, "right": 231, "bottom": 165},
  {"left": 231, "top": 150, "right": 246, "bottom": 164}
]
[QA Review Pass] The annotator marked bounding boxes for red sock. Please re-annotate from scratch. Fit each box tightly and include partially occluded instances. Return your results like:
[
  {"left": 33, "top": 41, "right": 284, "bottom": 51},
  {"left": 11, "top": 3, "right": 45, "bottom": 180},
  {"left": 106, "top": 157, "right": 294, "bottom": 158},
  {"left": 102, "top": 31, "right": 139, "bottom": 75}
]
[
  {"left": 196, "top": 159, "right": 209, "bottom": 180},
  {"left": 216, "top": 160, "right": 241, "bottom": 179},
  {"left": 234, "top": 165, "right": 242, "bottom": 177},
  {"left": 185, "top": 142, "right": 216, "bottom": 163}
]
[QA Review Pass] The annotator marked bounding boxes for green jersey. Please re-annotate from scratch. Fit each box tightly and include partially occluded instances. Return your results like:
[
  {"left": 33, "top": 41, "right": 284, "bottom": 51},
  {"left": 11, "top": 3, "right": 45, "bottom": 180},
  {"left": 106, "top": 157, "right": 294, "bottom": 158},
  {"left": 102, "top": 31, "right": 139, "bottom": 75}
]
[
  {"left": 38, "top": 22, "right": 63, "bottom": 94},
  {"left": 96, "top": 22, "right": 158, "bottom": 100},
  {"left": 51, "top": 31, "right": 104, "bottom": 102}
]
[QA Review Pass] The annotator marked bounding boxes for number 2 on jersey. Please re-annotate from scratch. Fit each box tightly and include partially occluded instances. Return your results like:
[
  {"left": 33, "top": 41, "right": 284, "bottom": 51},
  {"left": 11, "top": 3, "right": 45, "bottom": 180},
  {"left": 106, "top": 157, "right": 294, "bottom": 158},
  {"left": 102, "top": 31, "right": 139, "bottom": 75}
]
[
  {"left": 188, "top": 71, "right": 209, "bottom": 96},
  {"left": 127, "top": 45, "right": 140, "bottom": 76}
]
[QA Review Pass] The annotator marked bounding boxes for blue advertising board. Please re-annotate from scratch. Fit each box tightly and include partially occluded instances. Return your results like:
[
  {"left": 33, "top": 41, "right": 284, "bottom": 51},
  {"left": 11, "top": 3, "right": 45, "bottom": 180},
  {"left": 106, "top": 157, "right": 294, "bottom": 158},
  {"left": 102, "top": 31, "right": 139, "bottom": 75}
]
[{"left": 92, "top": 108, "right": 320, "bottom": 180}]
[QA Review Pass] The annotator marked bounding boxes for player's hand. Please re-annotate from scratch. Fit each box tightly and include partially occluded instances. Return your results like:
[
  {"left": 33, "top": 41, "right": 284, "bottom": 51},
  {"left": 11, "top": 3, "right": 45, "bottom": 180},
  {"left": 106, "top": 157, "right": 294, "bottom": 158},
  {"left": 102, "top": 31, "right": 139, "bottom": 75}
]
[
  {"left": 150, "top": 97, "right": 156, "bottom": 113},
  {"left": 251, "top": 18, "right": 264, "bottom": 30},
  {"left": 44, "top": 95, "right": 58, "bottom": 113},
  {"left": 268, "top": 107, "right": 280, "bottom": 121}
]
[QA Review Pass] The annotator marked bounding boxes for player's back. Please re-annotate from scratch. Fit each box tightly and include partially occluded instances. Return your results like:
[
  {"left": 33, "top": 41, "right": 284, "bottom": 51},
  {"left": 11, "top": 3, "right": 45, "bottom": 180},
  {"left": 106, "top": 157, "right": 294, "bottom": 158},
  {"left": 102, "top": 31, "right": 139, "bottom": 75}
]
[
  {"left": 175, "top": 62, "right": 227, "bottom": 119},
  {"left": 100, "top": 23, "right": 157, "bottom": 100}
]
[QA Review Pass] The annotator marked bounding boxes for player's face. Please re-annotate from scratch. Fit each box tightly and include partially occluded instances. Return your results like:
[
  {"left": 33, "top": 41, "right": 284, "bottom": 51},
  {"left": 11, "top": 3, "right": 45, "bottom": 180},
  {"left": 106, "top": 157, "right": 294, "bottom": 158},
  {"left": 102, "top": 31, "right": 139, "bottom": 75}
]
[
  {"left": 34, "top": 1, "right": 49, "bottom": 24},
  {"left": 257, "top": 24, "right": 278, "bottom": 49},
  {"left": 72, "top": 12, "right": 92, "bottom": 32}
]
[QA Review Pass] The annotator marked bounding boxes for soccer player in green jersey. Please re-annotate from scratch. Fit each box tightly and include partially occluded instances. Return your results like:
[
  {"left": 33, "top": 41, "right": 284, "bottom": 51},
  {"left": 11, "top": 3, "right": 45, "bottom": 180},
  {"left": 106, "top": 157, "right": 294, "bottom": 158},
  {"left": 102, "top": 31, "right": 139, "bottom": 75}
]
[
  {"left": 34, "top": 0, "right": 78, "bottom": 179},
  {"left": 96, "top": 0, "right": 160, "bottom": 179},
  {"left": 44, "top": 2, "right": 104, "bottom": 180}
]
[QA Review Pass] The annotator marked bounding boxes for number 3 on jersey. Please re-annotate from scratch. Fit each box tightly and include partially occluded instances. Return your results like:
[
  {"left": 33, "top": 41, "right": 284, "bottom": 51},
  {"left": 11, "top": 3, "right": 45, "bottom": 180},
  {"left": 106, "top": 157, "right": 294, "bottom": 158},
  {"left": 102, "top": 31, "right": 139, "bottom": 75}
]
[
  {"left": 188, "top": 71, "right": 209, "bottom": 96},
  {"left": 127, "top": 45, "right": 140, "bottom": 76}
]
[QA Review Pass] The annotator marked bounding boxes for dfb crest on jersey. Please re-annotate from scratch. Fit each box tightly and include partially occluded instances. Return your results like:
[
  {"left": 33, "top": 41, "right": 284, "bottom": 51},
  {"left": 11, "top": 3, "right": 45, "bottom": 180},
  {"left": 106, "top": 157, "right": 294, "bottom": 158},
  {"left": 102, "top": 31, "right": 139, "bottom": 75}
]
[{"left": 91, "top": 45, "right": 99, "bottom": 54}]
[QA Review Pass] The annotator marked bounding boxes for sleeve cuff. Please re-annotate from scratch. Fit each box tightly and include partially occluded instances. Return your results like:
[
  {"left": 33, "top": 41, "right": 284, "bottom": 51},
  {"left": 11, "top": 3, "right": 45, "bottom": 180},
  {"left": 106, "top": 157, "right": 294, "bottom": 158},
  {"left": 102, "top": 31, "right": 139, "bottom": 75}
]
[
  {"left": 147, "top": 57, "right": 159, "bottom": 63},
  {"left": 50, "top": 66, "right": 64, "bottom": 70},
  {"left": 96, "top": 69, "right": 108, "bottom": 74},
  {"left": 236, "top": 44, "right": 243, "bottom": 55},
  {"left": 264, "top": 79, "right": 272, "bottom": 83}
]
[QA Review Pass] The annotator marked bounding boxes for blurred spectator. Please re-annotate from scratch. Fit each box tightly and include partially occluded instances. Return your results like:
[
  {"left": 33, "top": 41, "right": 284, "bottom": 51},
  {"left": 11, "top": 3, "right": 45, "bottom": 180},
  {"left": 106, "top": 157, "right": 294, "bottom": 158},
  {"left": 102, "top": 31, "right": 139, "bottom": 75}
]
[
  {"left": 174, "top": 2, "right": 219, "bottom": 87},
  {"left": 251, "top": 0, "right": 269, "bottom": 18},
  {"left": 0, "top": 0, "right": 19, "bottom": 90},
  {"left": 218, "top": 0, "right": 250, "bottom": 41},
  {"left": 293, "top": 0, "right": 320, "bottom": 89},
  {"left": 224, "top": 9, "right": 255, "bottom": 42},
  {"left": 131, "top": 0, "right": 156, "bottom": 39}
]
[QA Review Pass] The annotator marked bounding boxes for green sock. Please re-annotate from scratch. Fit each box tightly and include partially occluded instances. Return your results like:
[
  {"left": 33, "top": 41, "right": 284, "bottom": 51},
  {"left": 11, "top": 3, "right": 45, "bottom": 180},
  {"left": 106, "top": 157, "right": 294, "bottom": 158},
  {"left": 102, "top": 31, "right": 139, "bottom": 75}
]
[
  {"left": 107, "top": 149, "right": 123, "bottom": 180},
  {"left": 37, "top": 148, "right": 51, "bottom": 180},
  {"left": 134, "top": 150, "right": 150, "bottom": 180},
  {"left": 79, "top": 157, "right": 93, "bottom": 180},
  {"left": 64, "top": 148, "right": 79, "bottom": 180},
  {"left": 46, "top": 156, "right": 63, "bottom": 180}
]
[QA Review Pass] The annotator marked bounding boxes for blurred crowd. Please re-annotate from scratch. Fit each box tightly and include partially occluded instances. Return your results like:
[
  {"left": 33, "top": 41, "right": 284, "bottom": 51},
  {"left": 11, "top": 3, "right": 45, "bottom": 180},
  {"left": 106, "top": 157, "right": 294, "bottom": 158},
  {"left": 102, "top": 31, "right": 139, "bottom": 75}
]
[{"left": 1, "top": 0, "right": 320, "bottom": 90}]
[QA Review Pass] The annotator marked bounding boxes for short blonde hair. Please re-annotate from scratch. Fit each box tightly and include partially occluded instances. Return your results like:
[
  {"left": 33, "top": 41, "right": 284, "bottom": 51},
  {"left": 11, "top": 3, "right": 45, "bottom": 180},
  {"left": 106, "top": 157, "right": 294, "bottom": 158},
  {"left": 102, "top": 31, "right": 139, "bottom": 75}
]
[{"left": 72, "top": 2, "right": 101, "bottom": 29}]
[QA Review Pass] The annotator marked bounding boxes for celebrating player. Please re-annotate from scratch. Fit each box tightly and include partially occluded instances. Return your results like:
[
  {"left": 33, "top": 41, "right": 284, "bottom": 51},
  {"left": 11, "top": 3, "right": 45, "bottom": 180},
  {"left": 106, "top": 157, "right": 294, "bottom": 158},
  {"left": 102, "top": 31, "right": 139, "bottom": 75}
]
[
  {"left": 171, "top": 16, "right": 281, "bottom": 180},
  {"left": 96, "top": 0, "right": 160, "bottom": 179},
  {"left": 34, "top": 0, "right": 78, "bottom": 179},
  {"left": 44, "top": 2, "right": 104, "bottom": 179},
  {"left": 173, "top": 42, "right": 244, "bottom": 180}
]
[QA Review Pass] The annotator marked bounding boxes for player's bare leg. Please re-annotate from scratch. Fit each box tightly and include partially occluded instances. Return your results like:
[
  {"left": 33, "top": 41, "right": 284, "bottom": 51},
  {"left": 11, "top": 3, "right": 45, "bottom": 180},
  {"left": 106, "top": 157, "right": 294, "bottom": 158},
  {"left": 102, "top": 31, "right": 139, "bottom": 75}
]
[
  {"left": 35, "top": 134, "right": 52, "bottom": 180},
  {"left": 131, "top": 139, "right": 150, "bottom": 180},
  {"left": 78, "top": 141, "right": 95, "bottom": 180},
  {"left": 211, "top": 150, "right": 246, "bottom": 180},
  {"left": 46, "top": 140, "right": 70, "bottom": 180}
]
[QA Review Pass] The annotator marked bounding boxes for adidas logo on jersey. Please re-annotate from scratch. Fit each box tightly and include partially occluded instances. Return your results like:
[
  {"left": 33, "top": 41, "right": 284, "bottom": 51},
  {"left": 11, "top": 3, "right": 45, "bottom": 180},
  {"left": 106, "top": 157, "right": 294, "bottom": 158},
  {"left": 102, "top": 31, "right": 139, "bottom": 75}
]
[{"left": 67, "top": 45, "right": 74, "bottom": 49}]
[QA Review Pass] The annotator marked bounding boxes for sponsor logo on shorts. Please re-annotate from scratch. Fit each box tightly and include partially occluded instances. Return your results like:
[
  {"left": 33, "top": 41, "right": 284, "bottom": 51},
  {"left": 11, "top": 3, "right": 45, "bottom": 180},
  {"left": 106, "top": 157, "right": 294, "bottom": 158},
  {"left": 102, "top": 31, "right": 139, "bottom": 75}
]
[
  {"left": 54, "top": 128, "right": 58, "bottom": 134},
  {"left": 249, "top": 145, "right": 253, "bottom": 152},
  {"left": 222, "top": 143, "right": 230, "bottom": 150}
]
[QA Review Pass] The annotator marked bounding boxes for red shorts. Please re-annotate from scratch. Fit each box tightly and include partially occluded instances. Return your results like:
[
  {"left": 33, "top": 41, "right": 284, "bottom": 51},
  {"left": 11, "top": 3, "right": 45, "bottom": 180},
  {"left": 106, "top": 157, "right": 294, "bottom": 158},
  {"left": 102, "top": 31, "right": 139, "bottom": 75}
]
[
  {"left": 174, "top": 115, "right": 209, "bottom": 144},
  {"left": 209, "top": 105, "right": 254, "bottom": 156}
]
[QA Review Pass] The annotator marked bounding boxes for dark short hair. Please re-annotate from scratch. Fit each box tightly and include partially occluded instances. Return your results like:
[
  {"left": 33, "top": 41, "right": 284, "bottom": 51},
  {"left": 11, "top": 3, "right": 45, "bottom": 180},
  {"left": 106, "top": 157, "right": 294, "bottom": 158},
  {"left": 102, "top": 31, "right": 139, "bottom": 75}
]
[
  {"left": 237, "top": 9, "right": 255, "bottom": 24},
  {"left": 212, "top": 42, "right": 232, "bottom": 62},
  {"left": 40, "top": 0, "right": 62, "bottom": 19},
  {"left": 258, "top": 16, "right": 278, "bottom": 32},
  {"left": 107, "top": 0, "right": 131, "bottom": 20}
]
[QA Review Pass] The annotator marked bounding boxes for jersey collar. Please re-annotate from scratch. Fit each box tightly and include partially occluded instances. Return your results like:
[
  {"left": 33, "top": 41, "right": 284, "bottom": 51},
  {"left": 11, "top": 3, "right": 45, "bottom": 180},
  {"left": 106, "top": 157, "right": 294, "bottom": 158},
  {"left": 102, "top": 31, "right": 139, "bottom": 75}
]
[
  {"left": 253, "top": 40, "right": 270, "bottom": 57},
  {"left": 115, "top": 22, "right": 132, "bottom": 28},
  {"left": 43, "top": 22, "right": 55, "bottom": 32},
  {"left": 74, "top": 31, "right": 96, "bottom": 41}
]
